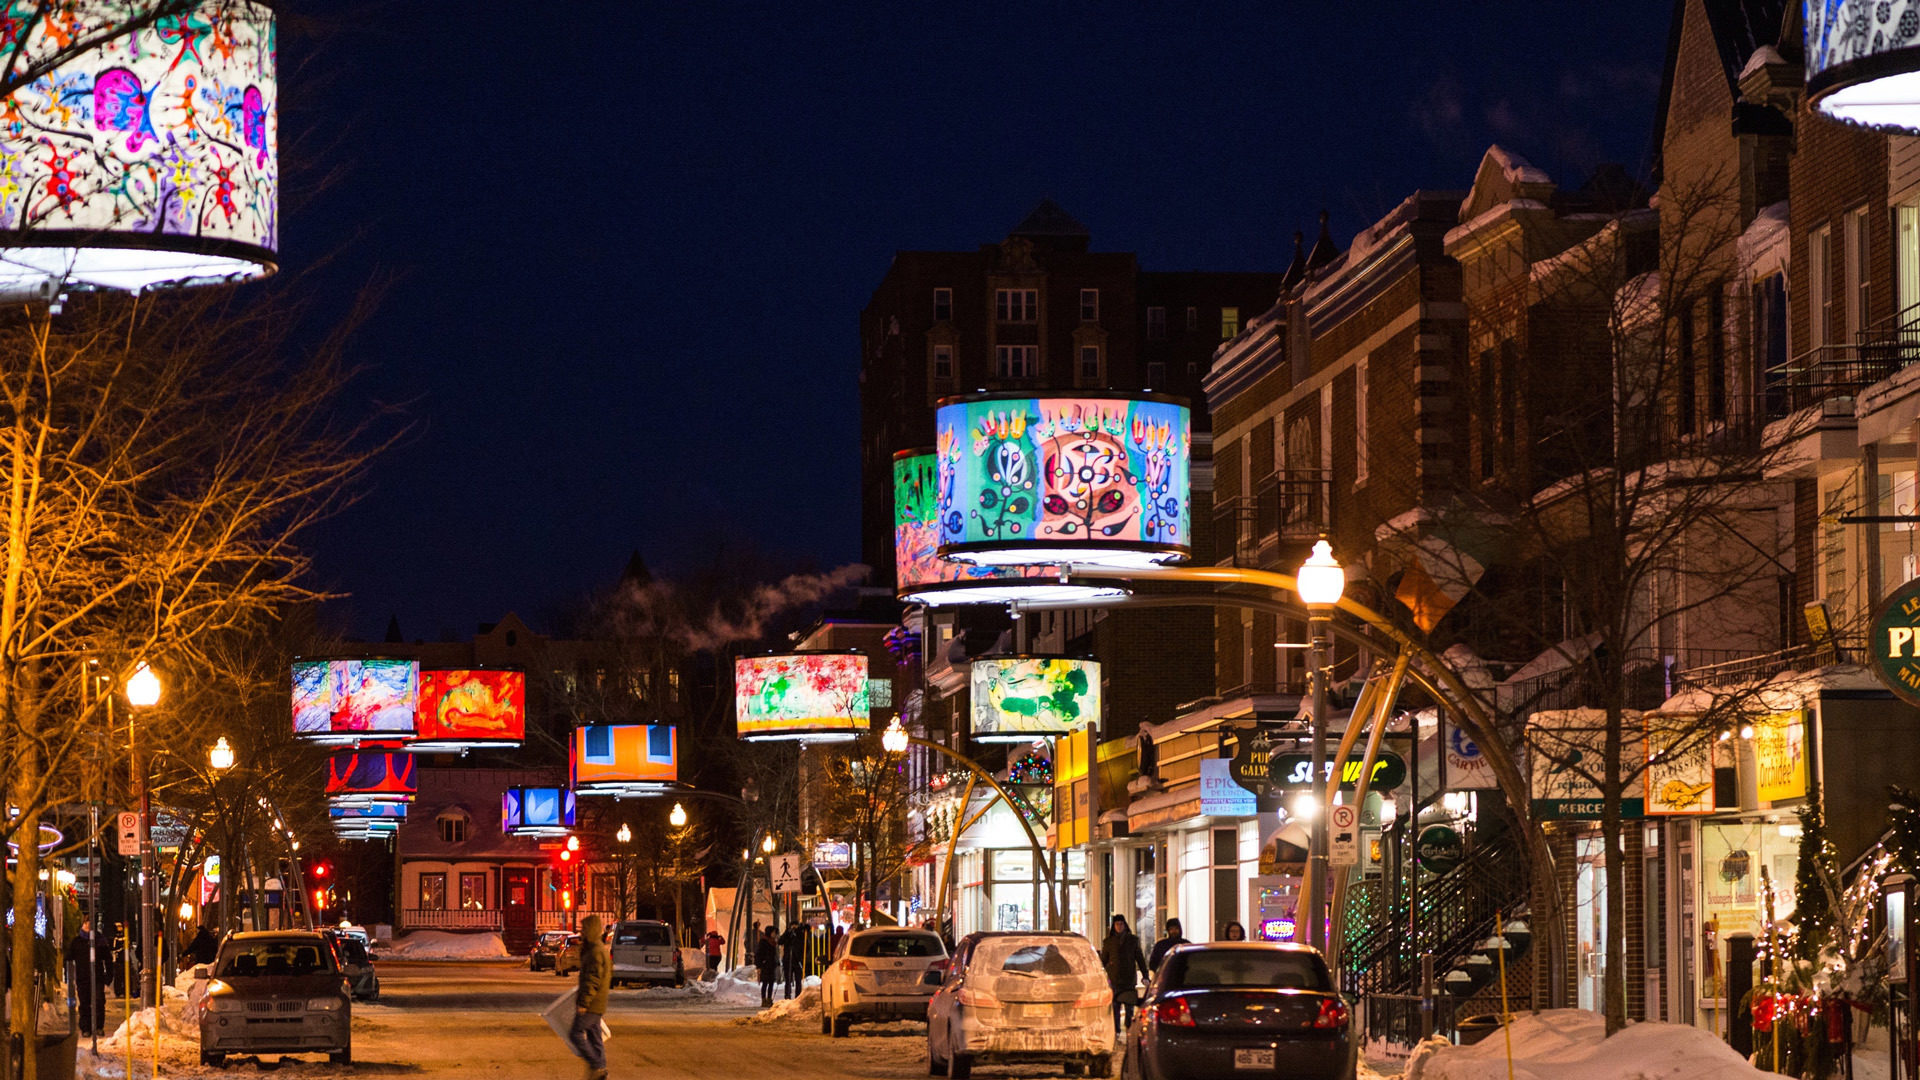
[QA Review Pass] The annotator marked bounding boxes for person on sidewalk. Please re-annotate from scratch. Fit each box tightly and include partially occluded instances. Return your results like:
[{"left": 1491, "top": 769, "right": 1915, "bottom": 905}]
[
  {"left": 570, "top": 914, "right": 611, "bottom": 1080},
  {"left": 778, "top": 921, "right": 803, "bottom": 999},
  {"left": 1148, "top": 917, "right": 1189, "bottom": 972},
  {"left": 1100, "top": 915, "right": 1148, "bottom": 1032},
  {"left": 754, "top": 927, "right": 780, "bottom": 1008},
  {"left": 65, "top": 919, "right": 110, "bottom": 1036},
  {"left": 703, "top": 929, "right": 725, "bottom": 975}
]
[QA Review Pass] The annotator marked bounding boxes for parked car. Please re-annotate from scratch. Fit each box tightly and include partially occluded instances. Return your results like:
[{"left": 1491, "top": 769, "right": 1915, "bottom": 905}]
[
  {"left": 609, "top": 920, "right": 684, "bottom": 987},
  {"left": 529, "top": 930, "right": 570, "bottom": 972},
  {"left": 820, "top": 926, "right": 947, "bottom": 1037},
  {"left": 323, "top": 929, "right": 380, "bottom": 1000},
  {"left": 1120, "top": 942, "right": 1355, "bottom": 1080},
  {"left": 553, "top": 933, "right": 584, "bottom": 977},
  {"left": 926, "top": 931, "right": 1113, "bottom": 1078},
  {"left": 196, "top": 930, "right": 352, "bottom": 1068}
]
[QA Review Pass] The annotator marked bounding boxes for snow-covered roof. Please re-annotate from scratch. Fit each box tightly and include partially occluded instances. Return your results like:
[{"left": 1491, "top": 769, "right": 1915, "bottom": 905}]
[
  {"left": 1737, "top": 199, "right": 1790, "bottom": 278},
  {"left": 1653, "top": 663, "right": 1884, "bottom": 714},
  {"left": 1740, "top": 43, "right": 1786, "bottom": 80}
]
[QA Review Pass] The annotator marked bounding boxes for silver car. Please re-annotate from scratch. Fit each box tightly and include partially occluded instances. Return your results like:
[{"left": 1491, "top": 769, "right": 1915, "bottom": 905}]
[
  {"left": 820, "top": 927, "right": 947, "bottom": 1036},
  {"left": 927, "top": 931, "right": 1114, "bottom": 1078},
  {"left": 197, "top": 931, "right": 352, "bottom": 1067},
  {"left": 609, "top": 920, "right": 684, "bottom": 987}
]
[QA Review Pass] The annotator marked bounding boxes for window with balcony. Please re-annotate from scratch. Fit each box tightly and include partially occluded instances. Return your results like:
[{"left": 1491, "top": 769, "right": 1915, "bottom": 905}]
[
  {"left": 418, "top": 873, "right": 447, "bottom": 911},
  {"left": 1707, "top": 290, "right": 1727, "bottom": 424},
  {"left": 1678, "top": 305, "right": 1697, "bottom": 436},
  {"left": 1845, "top": 205, "right": 1870, "bottom": 339},
  {"left": 1079, "top": 288, "right": 1099, "bottom": 323},
  {"left": 1147, "top": 306, "right": 1167, "bottom": 341},
  {"left": 995, "top": 344, "right": 1036, "bottom": 378},
  {"left": 1899, "top": 205, "right": 1920, "bottom": 320},
  {"left": 933, "top": 287, "right": 953, "bottom": 323},
  {"left": 1811, "top": 223, "right": 1833, "bottom": 349},
  {"left": 995, "top": 289, "right": 1037, "bottom": 323}
]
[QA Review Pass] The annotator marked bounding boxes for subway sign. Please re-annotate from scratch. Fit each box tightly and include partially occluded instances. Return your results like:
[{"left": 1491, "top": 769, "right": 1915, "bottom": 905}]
[
  {"left": 1269, "top": 752, "right": 1406, "bottom": 792},
  {"left": 1872, "top": 578, "right": 1920, "bottom": 707}
]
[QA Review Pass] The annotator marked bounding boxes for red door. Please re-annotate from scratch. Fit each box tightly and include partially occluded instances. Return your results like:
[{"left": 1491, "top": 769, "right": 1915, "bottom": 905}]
[{"left": 503, "top": 869, "right": 535, "bottom": 954}]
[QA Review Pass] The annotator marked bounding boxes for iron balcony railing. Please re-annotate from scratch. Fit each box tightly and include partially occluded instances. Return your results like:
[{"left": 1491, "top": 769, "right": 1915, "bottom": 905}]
[
  {"left": 1764, "top": 302, "right": 1920, "bottom": 418},
  {"left": 1214, "top": 470, "right": 1332, "bottom": 567}
]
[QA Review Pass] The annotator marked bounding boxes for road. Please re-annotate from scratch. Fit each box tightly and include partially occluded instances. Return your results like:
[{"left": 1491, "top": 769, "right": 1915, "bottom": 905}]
[{"left": 80, "top": 960, "right": 951, "bottom": 1079}]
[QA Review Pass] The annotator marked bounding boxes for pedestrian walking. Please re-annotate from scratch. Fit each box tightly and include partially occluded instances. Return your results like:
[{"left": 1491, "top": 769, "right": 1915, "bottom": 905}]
[
  {"left": 569, "top": 914, "right": 611, "bottom": 1080},
  {"left": 778, "top": 922, "right": 803, "bottom": 999},
  {"left": 1148, "top": 917, "right": 1188, "bottom": 972},
  {"left": 754, "top": 927, "right": 779, "bottom": 1008},
  {"left": 703, "top": 929, "right": 724, "bottom": 975},
  {"left": 1099, "top": 915, "right": 1148, "bottom": 1032},
  {"left": 65, "top": 919, "right": 110, "bottom": 1036}
]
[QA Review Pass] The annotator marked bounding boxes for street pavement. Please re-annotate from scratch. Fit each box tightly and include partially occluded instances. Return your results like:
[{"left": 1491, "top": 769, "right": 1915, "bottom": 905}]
[{"left": 80, "top": 960, "right": 952, "bottom": 1078}]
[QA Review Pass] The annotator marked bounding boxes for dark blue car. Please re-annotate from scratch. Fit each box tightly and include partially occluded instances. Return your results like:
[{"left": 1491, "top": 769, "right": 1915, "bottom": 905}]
[{"left": 1121, "top": 942, "right": 1356, "bottom": 1080}]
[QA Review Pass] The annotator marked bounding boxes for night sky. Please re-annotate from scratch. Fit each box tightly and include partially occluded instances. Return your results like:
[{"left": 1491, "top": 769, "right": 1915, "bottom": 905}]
[{"left": 292, "top": 3, "right": 1674, "bottom": 641}]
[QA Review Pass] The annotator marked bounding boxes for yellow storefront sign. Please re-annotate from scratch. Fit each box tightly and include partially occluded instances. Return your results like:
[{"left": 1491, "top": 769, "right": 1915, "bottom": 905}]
[{"left": 1752, "top": 710, "right": 1808, "bottom": 803}]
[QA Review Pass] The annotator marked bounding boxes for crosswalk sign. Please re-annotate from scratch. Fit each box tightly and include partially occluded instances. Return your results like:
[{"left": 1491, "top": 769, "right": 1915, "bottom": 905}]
[{"left": 770, "top": 853, "right": 802, "bottom": 894}]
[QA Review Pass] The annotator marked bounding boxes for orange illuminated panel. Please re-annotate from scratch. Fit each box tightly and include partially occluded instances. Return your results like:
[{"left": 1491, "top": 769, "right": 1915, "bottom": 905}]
[{"left": 571, "top": 725, "right": 677, "bottom": 791}]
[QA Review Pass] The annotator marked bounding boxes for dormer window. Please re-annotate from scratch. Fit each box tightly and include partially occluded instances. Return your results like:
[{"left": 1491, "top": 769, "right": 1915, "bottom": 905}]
[{"left": 438, "top": 810, "right": 470, "bottom": 844}]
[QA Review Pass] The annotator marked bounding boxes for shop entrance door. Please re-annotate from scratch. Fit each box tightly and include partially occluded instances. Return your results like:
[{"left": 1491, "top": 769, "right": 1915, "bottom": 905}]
[
  {"left": 1576, "top": 836, "right": 1608, "bottom": 1012},
  {"left": 502, "top": 869, "right": 535, "bottom": 954}
]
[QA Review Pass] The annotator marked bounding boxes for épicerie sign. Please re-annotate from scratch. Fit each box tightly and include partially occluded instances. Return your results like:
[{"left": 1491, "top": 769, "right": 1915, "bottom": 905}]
[{"left": 1871, "top": 578, "right": 1920, "bottom": 707}]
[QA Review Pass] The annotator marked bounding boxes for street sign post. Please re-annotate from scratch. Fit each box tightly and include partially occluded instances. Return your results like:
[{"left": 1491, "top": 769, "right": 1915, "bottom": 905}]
[
  {"left": 770, "top": 854, "right": 802, "bottom": 894},
  {"left": 116, "top": 812, "right": 140, "bottom": 857},
  {"left": 1328, "top": 804, "right": 1359, "bottom": 867}
]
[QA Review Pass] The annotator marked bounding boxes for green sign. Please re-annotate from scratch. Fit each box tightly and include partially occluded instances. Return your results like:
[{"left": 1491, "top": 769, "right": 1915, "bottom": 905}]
[
  {"left": 1531, "top": 797, "right": 1646, "bottom": 821},
  {"left": 1416, "top": 825, "right": 1464, "bottom": 875},
  {"left": 1270, "top": 752, "right": 1407, "bottom": 792},
  {"left": 1871, "top": 578, "right": 1920, "bottom": 706}
]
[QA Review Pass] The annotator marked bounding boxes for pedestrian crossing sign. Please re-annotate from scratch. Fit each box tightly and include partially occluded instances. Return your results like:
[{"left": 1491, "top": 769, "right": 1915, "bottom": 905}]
[{"left": 770, "top": 853, "right": 801, "bottom": 894}]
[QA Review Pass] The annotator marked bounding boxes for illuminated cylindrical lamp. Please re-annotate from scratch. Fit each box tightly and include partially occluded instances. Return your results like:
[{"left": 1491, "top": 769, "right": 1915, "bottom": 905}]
[
  {"left": 408, "top": 669, "right": 527, "bottom": 752},
  {"left": 969, "top": 656, "right": 1101, "bottom": 743},
  {"left": 1809, "top": 0, "right": 1920, "bottom": 131},
  {"left": 735, "top": 651, "right": 869, "bottom": 742},
  {"left": 571, "top": 724, "right": 679, "bottom": 796},
  {"left": 894, "top": 449, "right": 1127, "bottom": 605},
  {"left": 935, "top": 393, "right": 1192, "bottom": 570},
  {"left": 292, "top": 658, "right": 420, "bottom": 746},
  {"left": 0, "top": 1, "right": 277, "bottom": 295},
  {"left": 502, "top": 786, "right": 576, "bottom": 837}
]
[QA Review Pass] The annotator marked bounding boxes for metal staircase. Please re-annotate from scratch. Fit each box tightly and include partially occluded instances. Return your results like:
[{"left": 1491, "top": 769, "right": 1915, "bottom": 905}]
[{"left": 1341, "top": 826, "right": 1532, "bottom": 1001}]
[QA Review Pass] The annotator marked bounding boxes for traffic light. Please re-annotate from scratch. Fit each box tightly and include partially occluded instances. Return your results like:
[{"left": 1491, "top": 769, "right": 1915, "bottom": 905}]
[
  {"left": 311, "top": 861, "right": 330, "bottom": 879},
  {"left": 558, "top": 848, "right": 573, "bottom": 864},
  {"left": 312, "top": 887, "right": 328, "bottom": 912},
  {"left": 560, "top": 887, "right": 573, "bottom": 910},
  {"left": 565, "top": 835, "right": 580, "bottom": 852}
]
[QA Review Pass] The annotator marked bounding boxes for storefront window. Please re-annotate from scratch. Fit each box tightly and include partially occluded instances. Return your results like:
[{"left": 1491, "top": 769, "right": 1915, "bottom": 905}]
[
  {"left": 1697, "top": 819, "right": 1799, "bottom": 1015},
  {"left": 991, "top": 883, "right": 1033, "bottom": 930}
]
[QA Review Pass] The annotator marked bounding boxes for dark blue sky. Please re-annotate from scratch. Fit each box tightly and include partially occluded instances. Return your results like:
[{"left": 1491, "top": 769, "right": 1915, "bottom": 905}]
[{"left": 293, "top": 3, "right": 1674, "bottom": 641}]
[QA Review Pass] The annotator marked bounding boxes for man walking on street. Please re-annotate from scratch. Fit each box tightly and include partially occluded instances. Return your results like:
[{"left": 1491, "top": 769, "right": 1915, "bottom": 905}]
[
  {"left": 703, "top": 929, "right": 724, "bottom": 975},
  {"left": 65, "top": 919, "right": 109, "bottom": 1036},
  {"left": 571, "top": 914, "right": 610, "bottom": 1080}
]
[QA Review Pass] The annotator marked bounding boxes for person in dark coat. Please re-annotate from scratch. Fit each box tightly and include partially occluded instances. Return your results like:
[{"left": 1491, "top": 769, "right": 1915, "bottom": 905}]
[
  {"left": 778, "top": 922, "right": 804, "bottom": 999},
  {"left": 570, "top": 914, "right": 610, "bottom": 1080},
  {"left": 185, "top": 924, "right": 219, "bottom": 967},
  {"left": 65, "top": 919, "right": 111, "bottom": 1036},
  {"left": 754, "top": 927, "right": 780, "bottom": 1007},
  {"left": 1099, "top": 915, "right": 1148, "bottom": 1032},
  {"left": 1148, "top": 917, "right": 1189, "bottom": 972}
]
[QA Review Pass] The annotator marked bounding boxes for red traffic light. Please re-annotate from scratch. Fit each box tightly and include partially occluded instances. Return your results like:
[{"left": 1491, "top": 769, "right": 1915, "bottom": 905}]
[
  {"left": 312, "top": 862, "right": 329, "bottom": 879},
  {"left": 312, "top": 888, "right": 327, "bottom": 911},
  {"left": 560, "top": 888, "right": 573, "bottom": 910},
  {"left": 558, "top": 848, "right": 572, "bottom": 863}
]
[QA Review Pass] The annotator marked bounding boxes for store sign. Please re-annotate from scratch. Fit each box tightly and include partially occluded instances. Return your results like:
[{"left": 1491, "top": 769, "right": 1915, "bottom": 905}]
[
  {"left": 1200, "top": 758, "right": 1257, "bottom": 817},
  {"left": 1444, "top": 727, "right": 1499, "bottom": 790},
  {"left": 1416, "top": 825, "right": 1464, "bottom": 875},
  {"left": 1529, "top": 709, "right": 1646, "bottom": 820},
  {"left": 1231, "top": 734, "right": 1271, "bottom": 795},
  {"left": 812, "top": 840, "right": 852, "bottom": 871},
  {"left": 1753, "top": 710, "right": 1809, "bottom": 803},
  {"left": 1871, "top": 579, "right": 1920, "bottom": 705},
  {"left": 1646, "top": 714, "right": 1716, "bottom": 815},
  {"left": 1270, "top": 752, "right": 1406, "bottom": 792}
]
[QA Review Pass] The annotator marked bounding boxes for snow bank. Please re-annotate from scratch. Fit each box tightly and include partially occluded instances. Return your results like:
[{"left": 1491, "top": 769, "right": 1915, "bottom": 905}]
[
  {"left": 1407, "top": 1010, "right": 1789, "bottom": 1080},
  {"left": 377, "top": 930, "right": 509, "bottom": 960},
  {"left": 736, "top": 983, "right": 822, "bottom": 1025}
]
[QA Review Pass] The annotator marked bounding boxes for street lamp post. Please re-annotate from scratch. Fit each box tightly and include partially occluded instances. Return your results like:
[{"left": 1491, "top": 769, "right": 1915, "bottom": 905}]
[
  {"left": 125, "top": 661, "right": 162, "bottom": 1006},
  {"left": 616, "top": 822, "right": 632, "bottom": 920},
  {"left": 1295, "top": 540, "right": 1345, "bottom": 957},
  {"left": 209, "top": 738, "right": 236, "bottom": 935}
]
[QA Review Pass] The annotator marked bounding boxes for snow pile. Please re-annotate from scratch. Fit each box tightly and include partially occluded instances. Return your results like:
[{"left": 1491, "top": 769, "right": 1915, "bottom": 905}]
[
  {"left": 1407, "top": 1010, "right": 1789, "bottom": 1080},
  {"left": 709, "top": 964, "right": 770, "bottom": 1005},
  {"left": 737, "top": 983, "right": 821, "bottom": 1025},
  {"left": 376, "top": 930, "right": 510, "bottom": 960},
  {"left": 92, "top": 985, "right": 199, "bottom": 1062}
]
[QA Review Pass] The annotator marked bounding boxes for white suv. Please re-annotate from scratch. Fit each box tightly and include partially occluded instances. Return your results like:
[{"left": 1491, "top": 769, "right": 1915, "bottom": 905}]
[{"left": 820, "top": 927, "right": 948, "bottom": 1037}]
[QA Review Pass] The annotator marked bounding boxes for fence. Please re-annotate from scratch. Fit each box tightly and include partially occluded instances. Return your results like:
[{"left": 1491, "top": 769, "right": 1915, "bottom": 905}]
[{"left": 400, "top": 908, "right": 501, "bottom": 931}]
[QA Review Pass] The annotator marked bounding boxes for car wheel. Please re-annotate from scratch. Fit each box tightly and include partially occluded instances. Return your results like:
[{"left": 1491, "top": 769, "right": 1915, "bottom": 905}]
[
  {"left": 821, "top": 1011, "right": 833, "bottom": 1035},
  {"left": 832, "top": 1015, "right": 851, "bottom": 1038},
  {"left": 948, "top": 1050, "right": 973, "bottom": 1079},
  {"left": 329, "top": 1049, "right": 351, "bottom": 1065},
  {"left": 1065, "top": 1061, "right": 1086, "bottom": 1076},
  {"left": 1091, "top": 1053, "right": 1113, "bottom": 1077},
  {"left": 200, "top": 1052, "right": 223, "bottom": 1068}
]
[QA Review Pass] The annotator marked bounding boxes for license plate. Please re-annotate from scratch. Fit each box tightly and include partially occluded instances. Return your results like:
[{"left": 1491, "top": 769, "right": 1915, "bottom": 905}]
[
  {"left": 1017, "top": 1003, "right": 1057, "bottom": 1019},
  {"left": 1234, "top": 1049, "right": 1275, "bottom": 1070},
  {"left": 644, "top": 954, "right": 661, "bottom": 964}
]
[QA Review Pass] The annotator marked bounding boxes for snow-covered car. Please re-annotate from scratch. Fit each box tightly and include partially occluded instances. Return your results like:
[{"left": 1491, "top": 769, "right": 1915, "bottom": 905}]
[
  {"left": 529, "top": 930, "right": 569, "bottom": 972},
  {"left": 1121, "top": 942, "right": 1355, "bottom": 1080},
  {"left": 609, "top": 920, "right": 683, "bottom": 987},
  {"left": 820, "top": 927, "right": 947, "bottom": 1036},
  {"left": 926, "top": 931, "right": 1113, "bottom": 1078},
  {"left": 196, "top": 931, "right": 352, "bottom": 1068},
  {"left": 553, "top": 934, "right": 583, "bottom": 976}
]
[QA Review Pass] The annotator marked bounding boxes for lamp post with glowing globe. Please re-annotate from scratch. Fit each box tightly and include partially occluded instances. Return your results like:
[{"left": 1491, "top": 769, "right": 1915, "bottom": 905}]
[
  {"left": 125, "top": 662, "right": 162, "bottom": 1005},
  {"left": 1295, "top": 541, "right": 1345, "bottom": 954}
]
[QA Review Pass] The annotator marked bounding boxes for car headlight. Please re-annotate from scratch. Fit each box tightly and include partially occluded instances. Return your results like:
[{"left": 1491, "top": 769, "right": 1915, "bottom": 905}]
[
  {"left": 205, "top": 997, "right": 245, "bottom": 1013},
  {"left": 306, "top": 997, "right": 345, "bottom": 1011}
]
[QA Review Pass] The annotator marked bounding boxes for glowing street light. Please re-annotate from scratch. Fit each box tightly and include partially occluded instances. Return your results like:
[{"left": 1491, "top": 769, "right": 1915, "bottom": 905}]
[
  {"left": 126, "top": 662, "right": 162, "bottom": 708},
  {"left": 1295, "top": 539, "right": 1343, "bottom": 956},
  {"left": 209, "top": 737, "right": 236, "bottom": 772},
  {"left": 1295, "top": 540, "right": 1346, "bottom": 609},
  {"left": 761, "top": 834, "right": 777, "bottom": 855},
  {"left": 669, "top": 803, "right": 688, "bottom": 828},
  {"left": 881, "top": 717, "right": 910, "bottom": 755},
  {"left": 617, "top": 823, "right": 632, "bottom": 844}
]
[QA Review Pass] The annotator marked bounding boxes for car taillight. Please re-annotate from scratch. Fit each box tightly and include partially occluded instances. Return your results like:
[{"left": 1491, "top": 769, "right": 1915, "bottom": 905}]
[
  {"left": 1152, "top": 997, "right": 1195, "bottom": 1027},
  {"left": 1311, "top": 998, "right": 1350, "bottom": 1030},
  {"left": 955, "top": 986, "right": 1001, "bottom": 1008},
  {"left": 842, "top": 959, "right": 868, "bottom": 971},
  {"left": 1073, "top": 986, "right": 1113, "bottom": 1008}
]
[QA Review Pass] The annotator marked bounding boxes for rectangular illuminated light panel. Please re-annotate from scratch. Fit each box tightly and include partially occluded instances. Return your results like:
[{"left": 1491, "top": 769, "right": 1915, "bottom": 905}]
[
  {"left": 324, "top": 749, "right": 416, "bottom": 801},
  {"left": 292, "top": 659, "right": 419, "bottom": 742},
  {"left": 413, "top": 669, "right": 526, "bottom": 748},
  {"left": 735, "top": 653, "right": 870, "bottom": 741},
  {"left": 572, "top": 725, "right": 677, "bottom": 792},
  {"left": 503, "top": 787, "right": 576, "bottom": 835},
  {"left": 970, "top": 657, "right": 1101, "bottom": 742}
]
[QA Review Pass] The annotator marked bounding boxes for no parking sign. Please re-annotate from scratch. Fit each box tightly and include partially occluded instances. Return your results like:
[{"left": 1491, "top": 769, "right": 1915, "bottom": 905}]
[{"left": 1328, "top": 804, "right": 1359, "bottom": 867}]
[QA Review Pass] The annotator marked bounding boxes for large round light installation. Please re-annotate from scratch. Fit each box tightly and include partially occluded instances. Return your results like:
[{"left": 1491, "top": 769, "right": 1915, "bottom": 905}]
[
  {"left": 572, "top": 724, "right": 679, "bottom": 795},
  {"left": 502, "top": 786, "right": 575, "bottom": 837},
  {"left": 936, "top": 393, "right": 1191, "bottom": 569},
  {"left": 292, "top": 659, "right": 419, "bottom": 744},
  {"left": 735, "top": 652, "right": 869, "bottom": 742},
  {"left": 969, "top": 656, "right": 1101, "bottom": 742},
  {"left": 0, "top": 1, "right": 277, "bottom": 295},
  {"left": 410, "top": 669, "right": 526, "bottom": 752},
  {"left": 1809, "top": 1, "right": 1920, "bottom": 131},
  {"left": 894, "top": 449, "right": 1127, "bottom": 606}
]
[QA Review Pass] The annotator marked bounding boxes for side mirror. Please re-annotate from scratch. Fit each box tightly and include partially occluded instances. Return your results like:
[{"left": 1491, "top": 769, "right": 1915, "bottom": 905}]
[{"left": 191, "top": 965, "right": 210, "bottom": 980}]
